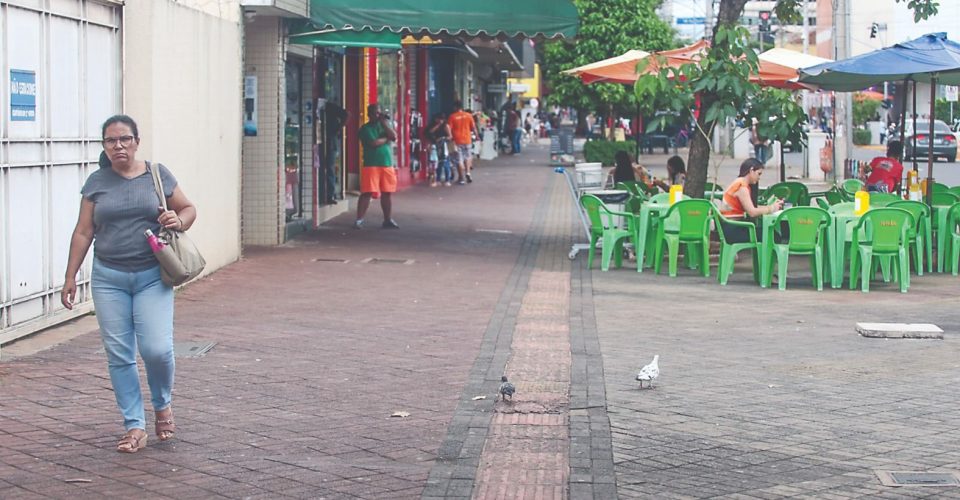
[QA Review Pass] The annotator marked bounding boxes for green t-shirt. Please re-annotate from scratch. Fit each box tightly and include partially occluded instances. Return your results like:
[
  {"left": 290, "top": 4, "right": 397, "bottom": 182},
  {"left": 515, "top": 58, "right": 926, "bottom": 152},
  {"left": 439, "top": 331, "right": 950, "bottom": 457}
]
[{"left": 358, "top": 121, "right": 393, "bottom": 167}]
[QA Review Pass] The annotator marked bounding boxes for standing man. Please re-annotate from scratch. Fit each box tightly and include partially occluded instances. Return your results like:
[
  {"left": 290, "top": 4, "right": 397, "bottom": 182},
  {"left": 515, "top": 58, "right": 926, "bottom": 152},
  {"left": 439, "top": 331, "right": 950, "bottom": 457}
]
[
  {"left": 323, "top": 99, "right": 349, "bottom": 204},
  {"left": 506, "top": 103, "right": 521, "bottom": 154},
  {"left": 448, "top": 101, "right": 476, "bottom": 185},
  {"left": 355, "top": 103, "right": 399, "bottom": 229}
]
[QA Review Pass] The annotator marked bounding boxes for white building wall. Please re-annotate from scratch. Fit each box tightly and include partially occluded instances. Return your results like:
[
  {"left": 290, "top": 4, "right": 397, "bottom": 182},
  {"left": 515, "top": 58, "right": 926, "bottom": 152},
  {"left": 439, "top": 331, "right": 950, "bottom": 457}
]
[
  {"left": 241, "top": 16, "right": 285, "bottom": 245},
  {"left": 123, "top": 0, "right": 244, "bottom": 272}
]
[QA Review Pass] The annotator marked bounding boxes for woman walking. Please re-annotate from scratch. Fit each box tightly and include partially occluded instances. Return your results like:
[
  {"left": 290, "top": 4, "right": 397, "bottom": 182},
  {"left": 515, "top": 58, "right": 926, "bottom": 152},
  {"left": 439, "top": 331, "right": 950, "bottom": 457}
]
[{"left": 61, "top": 115, "right": 197, "bottom": 453}]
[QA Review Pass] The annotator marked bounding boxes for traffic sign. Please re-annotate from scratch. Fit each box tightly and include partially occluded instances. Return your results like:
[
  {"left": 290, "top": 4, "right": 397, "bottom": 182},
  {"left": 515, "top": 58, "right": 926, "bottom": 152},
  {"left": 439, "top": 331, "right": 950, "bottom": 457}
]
[{"left": 676, "top": 17, "right": 705, "bottom": 25}]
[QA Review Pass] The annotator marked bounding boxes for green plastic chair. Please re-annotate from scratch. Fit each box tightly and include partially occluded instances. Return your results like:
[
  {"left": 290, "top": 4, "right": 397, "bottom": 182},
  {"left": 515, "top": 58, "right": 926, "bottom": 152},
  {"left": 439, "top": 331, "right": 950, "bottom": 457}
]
[
  {"left": 703, "top": 182, "right": 724, "bottom": 201},
  {"left": 649, "top": 192, "right": 670, "bottom": 204},
  {"left": 624, "top": 193, "right": 645, "bottom": 215},
  {"left": 653, "top": 199, "right": 714, "bottom": 277},
  {"left": 888, "top": 200, "right": 932, "bottom": 275},
  {"left": 841, "top": 179, "right": 864, "bottom": 197},
  {"left": 764, "top": 181, "right": 810, "bottom": 207},
  {"left": 931, "top": 192, "right": 960, "bottom": 205},
  {"left": 714, "top": 212, "right": 759, "bottom": 285},
  {"left": 615, "top": 181, "right": 644, "bottom": 198},
  {"left": 766, "top": 207, "right": 831, "bottom": 291},
  {"left": 825, "top": 186, "right": 847, "bottom": 204},
  {"left": 815, "top": 198, "right": 831, "bottom": 210},
  {"left": 931, "top": 182, "right": 949, "bottom": 194},
  {"left": 948, "top": 203, "right": 960, "bottom": 275},
  {"left": 869, "top": 193, "right": 901, "bottom": 207},
  {"left": 849, "top": 208, "right": 913, "bottom": 293},
  {"left": 948, "top": 186, "right": 960, "bottom": 198},
  {"left": 580, "top": 194, "right": 637, "bottom": 271},
  {"left": 761, "top": 184, "right": 791, "bottom": 205}
]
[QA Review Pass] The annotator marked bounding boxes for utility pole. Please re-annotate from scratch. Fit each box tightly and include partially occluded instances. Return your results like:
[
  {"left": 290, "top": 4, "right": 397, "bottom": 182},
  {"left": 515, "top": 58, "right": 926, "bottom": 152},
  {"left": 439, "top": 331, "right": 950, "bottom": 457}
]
[
  {"left": 832, "top": 0, "right": 852, "bottom": 181},
  {"left": 802, "top": 0, "right": 809, "bottom": 54}
]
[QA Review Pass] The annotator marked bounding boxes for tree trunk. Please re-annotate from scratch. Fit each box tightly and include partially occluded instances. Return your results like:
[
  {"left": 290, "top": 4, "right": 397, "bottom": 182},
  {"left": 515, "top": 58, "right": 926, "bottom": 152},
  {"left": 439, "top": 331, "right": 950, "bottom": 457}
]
[{"left": 684, "top": 0, "right": 749, "bottom": 198}]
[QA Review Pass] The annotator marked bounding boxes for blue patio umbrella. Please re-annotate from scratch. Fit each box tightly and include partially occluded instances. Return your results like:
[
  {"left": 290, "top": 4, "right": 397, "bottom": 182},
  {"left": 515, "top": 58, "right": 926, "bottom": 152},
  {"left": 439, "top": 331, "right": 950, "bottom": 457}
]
[
  {"left": 798, "top": 33, "right": 960, "bottom": 203},
  {"left": 798, "top": 32, "right": 960, "bottom": 91}
]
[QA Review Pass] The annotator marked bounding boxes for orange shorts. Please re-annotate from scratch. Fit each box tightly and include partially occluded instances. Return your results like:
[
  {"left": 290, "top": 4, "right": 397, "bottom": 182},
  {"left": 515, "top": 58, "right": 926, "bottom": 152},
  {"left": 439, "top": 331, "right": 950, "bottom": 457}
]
[{"left": 360, "top": 167, "right": 397, "bottom": 194}]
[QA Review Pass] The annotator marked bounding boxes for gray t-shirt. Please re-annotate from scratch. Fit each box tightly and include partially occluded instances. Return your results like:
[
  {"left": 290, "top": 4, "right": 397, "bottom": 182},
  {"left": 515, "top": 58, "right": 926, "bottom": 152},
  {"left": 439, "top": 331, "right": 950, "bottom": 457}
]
[{"left": 81, "top": 162, "right": 178, "bottom": 272}]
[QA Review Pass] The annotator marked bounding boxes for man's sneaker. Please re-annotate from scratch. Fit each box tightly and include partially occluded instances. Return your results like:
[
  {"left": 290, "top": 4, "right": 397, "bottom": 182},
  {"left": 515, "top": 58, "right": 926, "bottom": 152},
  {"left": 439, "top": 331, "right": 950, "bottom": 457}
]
[
  {"left": 466, "top": 173, "right": 473, "bottom": 183},
  {"left": 444, "top": 181, "right": 452, "bottom": 187},
  {"left": 458, "top": 180, "right": 466, "bottom": 185},
  {"left": 353, "top": 219, "right": 364, "bottom": 229},
  {"left": 382, "top": 219, "right": 400, "bottom": 229}
]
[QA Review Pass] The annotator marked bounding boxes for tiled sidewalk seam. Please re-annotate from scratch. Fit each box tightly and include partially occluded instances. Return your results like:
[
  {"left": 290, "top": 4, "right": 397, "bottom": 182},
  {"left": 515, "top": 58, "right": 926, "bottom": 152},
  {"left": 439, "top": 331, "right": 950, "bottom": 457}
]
[
  {"left": 421, "top": 175, "right": 555, "bottom": 500},
  {"left": 569, "top": 214, "right": 618, "bottom": 497},
  {"left": 471, "top": 178, "right": 575, "bottom": 500}
]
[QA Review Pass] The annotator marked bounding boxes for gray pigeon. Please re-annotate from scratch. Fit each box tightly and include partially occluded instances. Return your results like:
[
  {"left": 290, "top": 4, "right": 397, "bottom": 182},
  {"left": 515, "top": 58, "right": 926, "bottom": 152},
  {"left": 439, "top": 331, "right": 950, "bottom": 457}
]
[{"left": 499, "top": 376, "right": 515, "bottom": 401}]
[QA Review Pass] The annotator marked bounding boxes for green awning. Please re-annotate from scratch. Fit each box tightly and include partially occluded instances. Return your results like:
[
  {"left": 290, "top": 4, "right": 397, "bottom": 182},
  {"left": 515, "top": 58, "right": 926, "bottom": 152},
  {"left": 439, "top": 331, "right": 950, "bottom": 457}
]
[
  {"left": 308, "top": 0, "right": 579, "bottom": 39},
  {"left": 289, "top": 24, "right": 402, "bottom": 48}
]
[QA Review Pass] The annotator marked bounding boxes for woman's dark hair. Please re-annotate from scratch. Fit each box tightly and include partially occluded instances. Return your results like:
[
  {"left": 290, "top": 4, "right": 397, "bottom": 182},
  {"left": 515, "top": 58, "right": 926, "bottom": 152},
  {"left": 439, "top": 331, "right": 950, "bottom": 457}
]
[
  {"left": 101, "top": 114, "right": 139, "bottom": 139},
  {"left": 666, "top": 155, "right": 685, "bottom": 184},
  {"left": 886, "top": 140, "right": 903, "bottom": 158},
  {"left": 431, "top": 113, "right": 445, "bottom": 123},
  {"left": 613, "top": 150, "right": 634, "bottom": 184},
  {"left": 738, "top": 158, "right": 765, "bottom": 206}
]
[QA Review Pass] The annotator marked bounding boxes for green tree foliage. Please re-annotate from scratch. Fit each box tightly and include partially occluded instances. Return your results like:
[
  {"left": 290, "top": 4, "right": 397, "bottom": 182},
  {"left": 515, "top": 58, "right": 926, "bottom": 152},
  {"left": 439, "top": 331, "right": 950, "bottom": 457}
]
[
  {"left": 542, "top": 0, "right": 674, "bottom": 116},
  {"left": 852, "top": 99, "right": 881, "bottom": 127}
]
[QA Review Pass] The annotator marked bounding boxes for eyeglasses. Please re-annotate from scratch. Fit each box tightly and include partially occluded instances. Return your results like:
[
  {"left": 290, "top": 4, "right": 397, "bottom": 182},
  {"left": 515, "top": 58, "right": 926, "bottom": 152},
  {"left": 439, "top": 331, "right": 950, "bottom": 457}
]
[{"left": 102, "top": 135, "right": 136, "bottom": 148}]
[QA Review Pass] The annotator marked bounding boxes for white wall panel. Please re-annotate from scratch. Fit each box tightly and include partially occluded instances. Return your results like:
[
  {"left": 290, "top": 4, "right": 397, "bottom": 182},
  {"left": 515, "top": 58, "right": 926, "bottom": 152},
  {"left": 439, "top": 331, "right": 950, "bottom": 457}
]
[
  {"left": 85, "top": 25, "right": 119, "bottom": 135},
  {"left": 49, "top": 164, "right": 82, "bottom": 288},
  {"left": 6, "top": 7, "right": 42, "bottom": 139},
  {"left": 7, "top": 166, "right": 44, "bottom": 301},
  {"left": 1, "top": 1, "right": 121, "bottom": 342},
  {"left": 49, "top": 16, "right": 81, "bottom": 138}
]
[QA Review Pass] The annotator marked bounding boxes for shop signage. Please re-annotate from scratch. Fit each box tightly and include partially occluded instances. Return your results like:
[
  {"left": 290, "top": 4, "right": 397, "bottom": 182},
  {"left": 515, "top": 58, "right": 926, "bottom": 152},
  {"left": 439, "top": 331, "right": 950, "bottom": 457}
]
[
  {"left": 676, "top": 17, "right": 706, "bottom": 25},
  {"left": 10, "top": 69, "right": 37, "bottom": 122},
  {"left": 945, "top": 86, "right": 958, "bottom": 102}
]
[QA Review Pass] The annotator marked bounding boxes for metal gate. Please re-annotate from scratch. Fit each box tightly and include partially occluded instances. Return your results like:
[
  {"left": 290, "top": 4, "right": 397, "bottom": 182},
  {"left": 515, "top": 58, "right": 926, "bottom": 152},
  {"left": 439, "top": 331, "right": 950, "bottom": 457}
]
[{"left": 1, "top": 0, "right": 122, "bottom": 345}]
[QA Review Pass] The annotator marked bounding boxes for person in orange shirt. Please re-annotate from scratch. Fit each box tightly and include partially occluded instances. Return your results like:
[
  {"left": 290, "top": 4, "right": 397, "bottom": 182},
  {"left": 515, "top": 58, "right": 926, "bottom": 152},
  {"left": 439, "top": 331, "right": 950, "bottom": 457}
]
[
  {"left": 447, "top": 101, "right": 477, "bottom": 185},
  {"left": 719, "top": 158, "right": 783, "bottom": 243}
]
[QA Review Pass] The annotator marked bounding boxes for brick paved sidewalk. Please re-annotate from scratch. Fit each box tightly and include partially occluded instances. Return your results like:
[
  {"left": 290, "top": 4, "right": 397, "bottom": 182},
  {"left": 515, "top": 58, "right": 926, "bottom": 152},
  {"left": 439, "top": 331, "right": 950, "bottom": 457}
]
[{"left": 0, "top": 144, "right": 585, "bottom": 499}]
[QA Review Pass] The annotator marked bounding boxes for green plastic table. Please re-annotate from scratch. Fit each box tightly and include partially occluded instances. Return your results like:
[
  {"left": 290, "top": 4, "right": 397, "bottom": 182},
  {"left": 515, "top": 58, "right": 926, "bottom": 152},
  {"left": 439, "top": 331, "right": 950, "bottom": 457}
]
[
  {"left": 634, "top": 201, "right": 669, "bottom": 272},
  {"left": 827, "top": 204, "right": 860, "bottom": 288}
]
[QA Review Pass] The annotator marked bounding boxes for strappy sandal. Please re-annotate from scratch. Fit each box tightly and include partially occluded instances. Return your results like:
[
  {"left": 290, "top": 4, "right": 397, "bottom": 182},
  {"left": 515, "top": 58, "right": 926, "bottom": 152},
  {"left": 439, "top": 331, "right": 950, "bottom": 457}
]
[
  {"left": 155, "top": 407, "right": 176, "bottom": 441},
  {"left": 117, "top": 429, "right": 147, "bottom": 453}
]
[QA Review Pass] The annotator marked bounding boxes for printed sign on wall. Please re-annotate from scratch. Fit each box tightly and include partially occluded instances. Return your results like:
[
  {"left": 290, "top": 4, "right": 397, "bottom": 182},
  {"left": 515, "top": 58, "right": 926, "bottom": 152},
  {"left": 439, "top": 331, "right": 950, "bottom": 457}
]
[
  {"left": 10, "top": 70, "right": 37, "bottom": 121},
  {"left": 243, "top": 75, "right": 258, "bottom": 136}
]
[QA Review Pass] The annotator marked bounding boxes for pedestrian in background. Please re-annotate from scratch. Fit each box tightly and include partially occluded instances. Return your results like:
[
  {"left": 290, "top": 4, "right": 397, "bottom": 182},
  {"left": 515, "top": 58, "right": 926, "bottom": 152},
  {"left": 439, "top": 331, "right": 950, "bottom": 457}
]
[
  {"left": 447, "top": 100, "right": 477, "bottom": 185},
  {"left": 323, "top": 99, "right": 349, "bottom": 204},
  {"left": 506, "top": 104, "right": 522, "bottom": 154},
  {"left": 355, "top": 103, "right": 399, "bottom": 229},
  {"left": 750, "top": 118, "right": 771, "bottom": 165},
  {"left": 61, "top": 114, "right": 196, "bottom": 453},
  {"left": 426, "top": 113, "right": 452, "bottom": 187}
]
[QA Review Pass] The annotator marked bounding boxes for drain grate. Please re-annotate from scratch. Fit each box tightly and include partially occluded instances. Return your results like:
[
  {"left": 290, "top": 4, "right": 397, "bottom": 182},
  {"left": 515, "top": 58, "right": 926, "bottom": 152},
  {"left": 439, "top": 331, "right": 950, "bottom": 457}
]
[
  {"left": 98, "top": 341, "right": 216, "bottom": 358},
  {"left": 360, "top": 258, "right": 415, "bottom": 265},
  {"left": 312, "top": 258, "right": 350, "bottom": 263},
  {"left": 877, "top": 471, "right": 960, "bottom": 487}
]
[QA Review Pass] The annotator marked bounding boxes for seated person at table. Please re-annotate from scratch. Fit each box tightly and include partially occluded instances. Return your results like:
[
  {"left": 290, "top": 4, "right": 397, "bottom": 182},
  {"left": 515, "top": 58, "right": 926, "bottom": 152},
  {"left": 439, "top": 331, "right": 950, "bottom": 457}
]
[
  {"left": 863, "top": 140, "right": 904, "bottom": 193},
  {"left": 608, "top": 150, "right": 651, "bottom": 186},
  {"left": 719, "top": 158, "right": 784, "bottom": 243},
  {"left": 652, "top": 155, "right": 686, "bottom": 192}
]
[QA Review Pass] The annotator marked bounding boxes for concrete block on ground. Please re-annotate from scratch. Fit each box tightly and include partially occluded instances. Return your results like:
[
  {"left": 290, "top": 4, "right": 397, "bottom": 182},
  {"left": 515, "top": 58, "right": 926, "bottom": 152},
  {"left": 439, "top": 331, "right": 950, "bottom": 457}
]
[{"left": 856, "top": 322, "right": 944, "bottom": 339}]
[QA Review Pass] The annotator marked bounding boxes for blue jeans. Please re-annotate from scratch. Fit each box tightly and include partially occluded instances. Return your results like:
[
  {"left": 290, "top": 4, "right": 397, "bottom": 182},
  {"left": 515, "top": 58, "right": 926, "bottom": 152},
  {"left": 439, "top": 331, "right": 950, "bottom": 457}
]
[
  {"left": 438, "top": 158, "right": 452, "bottom": 182},
  {"left": 91, "top": 258, "right": 175, "bottom": 431},
  {"left": 324, "top": 140, "right": 340, "bottom": 203},
  {"left": 511, "top": 129, "right": 522, "bottom": 154}
]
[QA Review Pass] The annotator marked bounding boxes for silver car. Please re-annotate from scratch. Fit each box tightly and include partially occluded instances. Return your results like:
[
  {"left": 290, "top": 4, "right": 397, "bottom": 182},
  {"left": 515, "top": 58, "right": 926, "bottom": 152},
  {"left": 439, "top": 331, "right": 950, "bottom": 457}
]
[{"left": 898, "top": 120, "right": 958, "bottom": 162}]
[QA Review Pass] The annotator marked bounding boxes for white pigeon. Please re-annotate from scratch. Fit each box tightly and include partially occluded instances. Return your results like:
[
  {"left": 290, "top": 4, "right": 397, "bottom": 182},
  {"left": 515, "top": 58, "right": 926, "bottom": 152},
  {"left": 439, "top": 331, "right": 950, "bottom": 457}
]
[{"left": 636, "top": 355, "right": 660, "bottom": 389}]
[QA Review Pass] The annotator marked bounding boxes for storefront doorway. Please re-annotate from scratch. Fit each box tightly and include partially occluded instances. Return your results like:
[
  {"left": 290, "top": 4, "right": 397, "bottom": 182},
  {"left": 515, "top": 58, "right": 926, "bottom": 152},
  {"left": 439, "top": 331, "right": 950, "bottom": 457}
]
[{"left": 284, "top": 60, "right": 305, "bottom": 222}]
